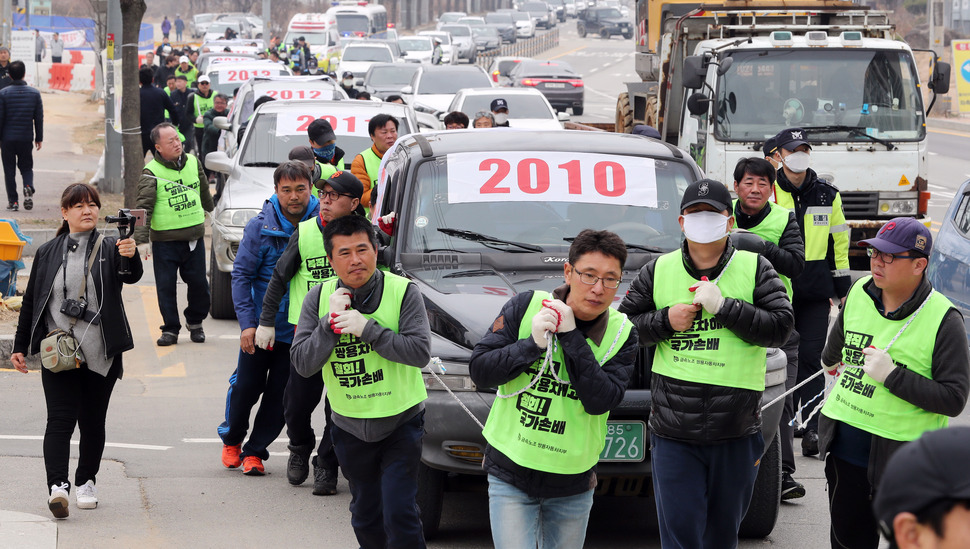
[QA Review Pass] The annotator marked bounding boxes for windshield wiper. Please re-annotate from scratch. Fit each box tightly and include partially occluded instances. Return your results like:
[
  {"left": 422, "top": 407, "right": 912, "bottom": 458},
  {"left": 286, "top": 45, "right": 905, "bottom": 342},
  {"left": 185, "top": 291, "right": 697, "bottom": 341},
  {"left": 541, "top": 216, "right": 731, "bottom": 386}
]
[
  {"left": 564, "top": 236, "right": 662, "bottom": 253},
  {"left": 802, "top": 125, "right": 896, "bottom": 151},
  {"left": 438, "top": 228, "right": 544, "bottom": 253},
  {"left": 242, "top": 161, "right": 281, "bottom": 167}
]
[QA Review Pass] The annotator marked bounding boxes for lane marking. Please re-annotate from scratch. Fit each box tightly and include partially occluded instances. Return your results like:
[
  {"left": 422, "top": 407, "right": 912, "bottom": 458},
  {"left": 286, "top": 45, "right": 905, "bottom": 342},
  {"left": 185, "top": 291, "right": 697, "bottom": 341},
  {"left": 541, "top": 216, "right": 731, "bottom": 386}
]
[
  {"left": 927, "top": 127, "right": 970, "bottom": 138},
  {"left": 0, "top": 435, "right": 171, "bottom": 451},
  {"left": 548, "top": 44, "right": 587, "bottom": 59},
  {"left": 138, "top": 285, "right": 186, "bottom": 377}
]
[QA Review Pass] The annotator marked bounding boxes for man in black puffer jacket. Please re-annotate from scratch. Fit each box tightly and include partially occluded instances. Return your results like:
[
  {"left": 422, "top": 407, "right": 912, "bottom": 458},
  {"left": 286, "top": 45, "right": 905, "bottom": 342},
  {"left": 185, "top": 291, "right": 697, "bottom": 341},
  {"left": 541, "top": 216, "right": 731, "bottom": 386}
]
[
  {"left": 0, "top": 60, "right": 43, "bottom": 212},
  {"left": 619, "top": 179, "right": 793, "bottom": 549}
]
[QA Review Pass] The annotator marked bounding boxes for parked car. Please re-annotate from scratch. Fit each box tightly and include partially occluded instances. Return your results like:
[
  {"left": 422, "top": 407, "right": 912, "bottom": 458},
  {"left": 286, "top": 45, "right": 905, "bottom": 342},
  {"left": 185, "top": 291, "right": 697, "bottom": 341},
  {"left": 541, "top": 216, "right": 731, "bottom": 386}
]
[
  {"left": 445, "top": 87, "right": 569, "bottom": 129},
  {"left": 927, "top": 178, "right": 970, "bottom": 337},
  {"left": 509, "top": 59, "right": 584, "bottom": 115},
  {"left": 204, "top": 100, "right": 419, "bottom": 319},
  {"left": 520, "top": 1, "right": 556, "bottom": 29},
  {"left": 486, "top": 56, "right": 528, "bottom": 86},
  {"left": 337, "top": 42, "right": 397, "bottom": 78},
  {"left": 484, "top": 12, "right": 518, "bottom": 43},
  {"left": 357, "top": 62, "right": 422, "bottom": 99},
  {"left": 402, "top": 64, "right": 493, "bottom": 113},
  {"left": 471, "top": 26, "right": 502, "bottom": 52},
  {"left": 190, "top": 13, "right": 217, "bottom": 38},
  {"left": 439, "top": 24, "right": 477, "bottom": 63},
  {"left": 576, "top": 5, "right": 633, "bottom": 39},
  {"left": 418, "top": 30, "right": 459, "bottom": 64},
  {"left": 436, "top": 11, "right": 468, "bottom": 29},
  {"left": 368, "top": 129, "right": 788, "bottom": 539}
]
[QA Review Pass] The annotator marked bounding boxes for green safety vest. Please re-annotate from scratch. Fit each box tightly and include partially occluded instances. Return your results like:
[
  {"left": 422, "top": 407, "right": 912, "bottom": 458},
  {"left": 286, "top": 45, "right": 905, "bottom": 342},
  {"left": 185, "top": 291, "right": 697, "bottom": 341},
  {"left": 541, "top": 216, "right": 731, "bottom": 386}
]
[
  {"left": 820, "top": 277, "right": 954, "bottom": 441},
  {"left": 360, "top": 147, "right": 381, "bottom": 216},
  {"left": 288, "top": 217, "right": 333, "bottom": 324},
  {"left": 316, "top": 273, "right": 427, "bottom": 418},
  {"left": 193, "top": 92, "right": 215, "bottom": 128},
  {"left": 732, "top": 199, "right": 793, "bottom": 299},
  {"left": 652, "top": 250, "right": 767, "bottom": 391},
  {"left": 482, "top": 291, "right": 632, "bottom": 474},
  {"left": 774, "top": 183, "right": 850, "bottom": 275},
  {"left": 311, "top": 158, "right": 345, "bottom": 199},
  {"left": 175, "top": 65, "right": 198, "bottom": 86},
  {"left": 145, "top": 154, "right": 205, "bottom": 231}
]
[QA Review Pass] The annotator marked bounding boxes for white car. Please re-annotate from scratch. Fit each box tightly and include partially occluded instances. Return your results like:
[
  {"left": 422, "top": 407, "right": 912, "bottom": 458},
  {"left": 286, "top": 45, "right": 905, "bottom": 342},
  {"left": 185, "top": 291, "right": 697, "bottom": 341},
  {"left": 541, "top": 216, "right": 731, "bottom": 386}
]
[
  {"left": 435, "top": 11, "right": 467, "bottom": 29},
  {"left": 397, "top": 35, "right": 436, "bottom": 64},
  {"left": 438, "top": 24, "right": 477, "bottom": 63},
  {"left": 204, "top": 100, "right": 420, "bottom": 318},
  {"left": 402, "top": 64, "right": 493, "bottom": 114},
  {"left": 337, "top": 42, "right": 397, "bottom": 78},
  {"left": 418, "top": 31, "right": 459, "bottom": 65},
  {"left": 205, "top": 62, "right": 291, "bottom": 97},
  {"left": 445, "top": 87, "right": 569, "bottom": 130},
  {"left": 509, "top": 10, "right": 537, "bottom": 38}
]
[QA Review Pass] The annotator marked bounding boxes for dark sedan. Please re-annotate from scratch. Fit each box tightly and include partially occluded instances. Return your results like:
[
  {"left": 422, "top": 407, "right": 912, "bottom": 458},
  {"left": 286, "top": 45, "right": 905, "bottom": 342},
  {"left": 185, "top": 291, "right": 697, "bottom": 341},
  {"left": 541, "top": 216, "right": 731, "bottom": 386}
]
[
  {"left": 357, "top": 63, "right": 421, "bottom": 100},
  {"left": 484, "top": 12, "right": 518, "bottom": 43},
  {"left": 509, "top": 59, "right": 584, "bottom": 115},
  {"left": 927, "top": 178, "right": 970, "bottom": 337}
]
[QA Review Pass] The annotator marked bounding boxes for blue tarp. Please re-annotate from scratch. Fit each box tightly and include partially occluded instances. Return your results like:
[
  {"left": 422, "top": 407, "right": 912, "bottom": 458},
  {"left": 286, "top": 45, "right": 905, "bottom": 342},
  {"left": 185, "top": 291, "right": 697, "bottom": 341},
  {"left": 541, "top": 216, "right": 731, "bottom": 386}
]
[{"left": 11, "top": 14, "right": 155, "bottom": 52}]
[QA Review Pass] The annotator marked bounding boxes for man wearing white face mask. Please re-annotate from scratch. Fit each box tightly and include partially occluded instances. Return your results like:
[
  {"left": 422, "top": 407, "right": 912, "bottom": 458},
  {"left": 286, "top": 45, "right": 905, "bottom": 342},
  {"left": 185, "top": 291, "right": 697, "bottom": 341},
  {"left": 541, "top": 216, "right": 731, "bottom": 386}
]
[
  {"left": 619, "top": 179, "right": 794, "bottom": 549},
  {"left": 768, "top": 127, "right": 850, "bottom": 457},
  {"left": 490, "top": 98, "right": 510, "bottom": 127}
]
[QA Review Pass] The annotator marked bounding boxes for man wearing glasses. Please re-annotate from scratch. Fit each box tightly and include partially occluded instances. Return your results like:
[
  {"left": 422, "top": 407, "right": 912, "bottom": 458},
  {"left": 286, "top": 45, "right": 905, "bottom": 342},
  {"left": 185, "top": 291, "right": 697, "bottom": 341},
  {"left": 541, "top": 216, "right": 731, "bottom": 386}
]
[
  {"left": 817, "top": 217, "right": 969, "bottom": 549},
  {"left": 619, "top": 179, "right": 793, "bottom": 548},
  {"left": 256, "top": 170, "right": 366, "bottom": 497},
  {"left": 470, "top": 229, "right": 639, "bottom": 549}
]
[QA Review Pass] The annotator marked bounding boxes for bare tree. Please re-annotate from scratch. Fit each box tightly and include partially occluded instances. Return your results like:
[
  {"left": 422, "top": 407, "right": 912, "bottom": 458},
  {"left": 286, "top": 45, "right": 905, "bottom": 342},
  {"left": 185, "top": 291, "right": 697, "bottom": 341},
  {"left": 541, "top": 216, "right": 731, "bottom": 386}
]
[{"left": 121, "top": 0, "right": 147, "bottom": 207}]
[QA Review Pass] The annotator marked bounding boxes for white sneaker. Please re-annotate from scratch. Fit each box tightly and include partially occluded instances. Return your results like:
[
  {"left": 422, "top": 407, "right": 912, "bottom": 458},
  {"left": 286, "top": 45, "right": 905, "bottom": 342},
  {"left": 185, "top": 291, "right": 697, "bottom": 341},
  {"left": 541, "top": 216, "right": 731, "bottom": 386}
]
[
  {"left": 48, "top": 483, "right": 70, "bottom": 519},
  {"left": 76, "top": 480, "right": 98, "bottom": 509}
]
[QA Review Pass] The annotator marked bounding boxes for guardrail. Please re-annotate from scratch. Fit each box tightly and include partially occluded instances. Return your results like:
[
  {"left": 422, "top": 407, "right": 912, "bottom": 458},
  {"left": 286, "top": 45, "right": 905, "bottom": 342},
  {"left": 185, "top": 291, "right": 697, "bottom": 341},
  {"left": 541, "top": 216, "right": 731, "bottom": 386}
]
[{"left": 475, "top": 27, "right": 560, "bottom": 68}]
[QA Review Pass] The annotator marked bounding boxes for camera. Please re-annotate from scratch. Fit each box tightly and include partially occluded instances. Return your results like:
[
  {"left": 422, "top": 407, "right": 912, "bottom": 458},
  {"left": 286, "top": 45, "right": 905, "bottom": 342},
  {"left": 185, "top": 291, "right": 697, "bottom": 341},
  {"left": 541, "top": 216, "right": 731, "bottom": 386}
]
[{"left": 60, "top": 297, "right": 99, "bottom": 323}]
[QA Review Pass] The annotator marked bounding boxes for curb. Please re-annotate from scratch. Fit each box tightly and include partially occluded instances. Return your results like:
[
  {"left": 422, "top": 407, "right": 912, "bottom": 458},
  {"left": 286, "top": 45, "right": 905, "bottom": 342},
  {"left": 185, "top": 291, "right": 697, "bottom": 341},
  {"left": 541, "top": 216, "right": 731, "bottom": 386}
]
[
  {"left": 0, "top": 334, "right": 40, "bottom": 370},
  {"left": 927, "top": 117, "right": 970, "bottom": 133}
]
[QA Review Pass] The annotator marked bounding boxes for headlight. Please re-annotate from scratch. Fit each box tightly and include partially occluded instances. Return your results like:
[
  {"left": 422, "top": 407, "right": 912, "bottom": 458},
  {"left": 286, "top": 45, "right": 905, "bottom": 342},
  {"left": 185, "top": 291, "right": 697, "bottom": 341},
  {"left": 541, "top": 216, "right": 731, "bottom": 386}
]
[
  {"left": 423, "top": 359, "right": 478, "bottom": 392},
  {"left": 216, "top": 208, "right": 260, "bottom": 227},
  {"left": 877, "top": 192, "right": 918, "bottom": 216}
]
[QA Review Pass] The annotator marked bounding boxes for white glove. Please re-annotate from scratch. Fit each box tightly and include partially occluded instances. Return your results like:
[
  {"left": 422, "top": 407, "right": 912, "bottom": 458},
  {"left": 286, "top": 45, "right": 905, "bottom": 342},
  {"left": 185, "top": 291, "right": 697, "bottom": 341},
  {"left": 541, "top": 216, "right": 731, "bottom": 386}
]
[
  {"left": 822, "top": 359, "right": 841, "bottom": 376},
  {"left": 862, "top": 346, "right": 896, "bottom": 384},
  {"left": 530, "top": 308, "right": 559, "bottom": 349},
  {"left": 196, "top": 115, "right": 203, "bottom": 124},
  {"left": 330, "top": 309, "right": 369, "bottom": 337},
  {"left": 380, "top": 212, "right": 396, "bottom": 226},
  {"left": 690, "top": 278, "right": 725, "bottom": 315},
  {"left": 329, "top": 288, "right": 351, "bottom": 314},
  {"left": 542, "top": 299, "right": 575, "bottom": 333},
  {"left": 137, "top": 243, "right": 151, "bottom": 260},
  {"left": 255, "top": 325, "right": 275, "bottom": 350}
]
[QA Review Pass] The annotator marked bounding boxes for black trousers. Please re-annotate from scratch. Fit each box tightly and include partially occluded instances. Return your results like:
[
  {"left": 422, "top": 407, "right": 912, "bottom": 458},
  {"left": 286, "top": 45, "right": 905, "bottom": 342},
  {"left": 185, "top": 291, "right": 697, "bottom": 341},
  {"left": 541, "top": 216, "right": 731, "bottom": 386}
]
[
  {"left": 793, "top": 298, "right": 830, "bottom": 432},
  {"left": 42, "top": 357, "right": 121, "bottom": 491},
  {"left": 284, "top": 363, "right": 339, "bottom": 471},
  {"left": 779, "top": 329, "right": 800, "bottom": 474},
  {"left": 825, "top": 455, "right": 880, "bottom": 549},
  {"left": 152, "top": 239, "right": 210, "bottom": 334},
  {"left": 2, "top": 140, "right": 33, "bottom": 204}
]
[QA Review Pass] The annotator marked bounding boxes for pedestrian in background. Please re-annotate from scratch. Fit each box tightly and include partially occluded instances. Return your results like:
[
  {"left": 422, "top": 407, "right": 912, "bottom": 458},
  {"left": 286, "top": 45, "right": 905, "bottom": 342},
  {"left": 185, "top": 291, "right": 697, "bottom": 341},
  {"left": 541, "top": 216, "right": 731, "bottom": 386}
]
[
  {"left": 161, "top": 16, "right": 172, "bottom": 40},
  {"left": 290, "top": 214, "right": 432, "bottom": 548},
  {"left": 0, "top": 46, "right": 13, "bottom": 90},
  {"left": 138, "top": 67, "right": 179, "bottom": 157},
  {"left": 135, "top": 122, "right": 213, "bottom": 347},
  {"left": 443, "top": 111, "right": 468, "bottom": 129},
  {"left": 0, "top": 60, "right": 43, "bottom": 212},
  {"left": 473, "top": 111, "right": 495, "bottom": 128},
  {"left": 174, "top": 55, "right": 198, "bottom": 88},
  {"left": 153, "top": 54, "right": 177, "bottom": 89},
  {"left": 200, "top": 93, "right": 229, "bottom": 174},
  {"left": 619, "top": 179, "right": 794, "bottom": 548},
  {"left": 873, "top": 427, "right": 970, "bottom": 549},
  {"left": 34, "top": 29, "right": 45, "bottom": 62},
  {"left": 218, "top": 161, "right": 320, "bottom": 476},
  {"left": 351, "top": 114, "right": 397, "bottom": 213},
  {"left": 175, "top": 15, "right": 185, "bottom": 42},
  {"left": 470, "top": 229, "right": 638, "bottom": 549},
  {"left": 818, "top": 218, "right": 969, "bottom": 549},
  {"left": 10, "top": 183, "right": 142, "bottom": 519},
  {"left": 50, "top": 32, "right": 64, "bottom": 63}
]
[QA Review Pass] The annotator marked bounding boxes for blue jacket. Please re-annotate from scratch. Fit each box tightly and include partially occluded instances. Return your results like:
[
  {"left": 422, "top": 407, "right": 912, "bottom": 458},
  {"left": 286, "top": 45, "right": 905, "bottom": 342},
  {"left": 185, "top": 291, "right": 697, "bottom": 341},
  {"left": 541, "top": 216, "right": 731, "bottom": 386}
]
[
  {"left": 231, "top": 194, "right": 320, "bottom": 343},
  {"left": 0, "top": 80, "right": 43, "bottom": 142}
]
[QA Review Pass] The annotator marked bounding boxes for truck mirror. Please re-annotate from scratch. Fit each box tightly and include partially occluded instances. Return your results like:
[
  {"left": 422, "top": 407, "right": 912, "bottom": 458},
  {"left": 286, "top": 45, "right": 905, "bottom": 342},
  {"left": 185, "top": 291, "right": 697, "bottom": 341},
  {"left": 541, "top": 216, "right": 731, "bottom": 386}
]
[
  {"left": 686, "top": 92, "right": 710, "bottom": 116},
  {"left": 682, "top": 55, "right": 707, "bottom": 89},
  {"left": 716, "top": 56, "right": 734, "bottom": 76},
  {"left": 929, "top": 61, "right": 950, "bottom": 94}
]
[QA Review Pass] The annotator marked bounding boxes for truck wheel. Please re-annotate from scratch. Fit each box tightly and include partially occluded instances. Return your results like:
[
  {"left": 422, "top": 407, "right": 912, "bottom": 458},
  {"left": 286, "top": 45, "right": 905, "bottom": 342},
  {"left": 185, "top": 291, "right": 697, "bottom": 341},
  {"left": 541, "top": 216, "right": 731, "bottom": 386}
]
[
  {"left": 616, "top": 92, "right": 633, "bottom": 133},
  {"left": 739, "top": 432, "right": 782, "bottom": 539},
  {"left": 623, "top": 32, "right": 632, "bottom": 39},
  {"left": 209, "top": 248, "right": 236, "bottom": 320},
  {"left": 572, "top": 106, "right": 584, "bottom": 116},
  {"left": 417, "top": 464, "right": 446, "bottom": 539},
  {"left": 578, "top": 25, "right": 586, "bottom": 37},
  {"left": 645, "top": 95, "right": 659, "bottom": 128}
]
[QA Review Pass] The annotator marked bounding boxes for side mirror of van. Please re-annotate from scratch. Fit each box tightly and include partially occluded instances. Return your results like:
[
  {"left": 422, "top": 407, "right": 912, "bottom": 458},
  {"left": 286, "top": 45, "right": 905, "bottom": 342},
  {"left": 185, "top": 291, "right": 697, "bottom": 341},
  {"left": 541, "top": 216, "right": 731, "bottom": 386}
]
[
  {"left": 929, "top": 61, "right": 950, "bottom": 94},
  {"left": 682, "top": 55, "right": 707, "bottom": 90},
  {"left": 686, "top": 92, "right": 710, "bottom": 116}
]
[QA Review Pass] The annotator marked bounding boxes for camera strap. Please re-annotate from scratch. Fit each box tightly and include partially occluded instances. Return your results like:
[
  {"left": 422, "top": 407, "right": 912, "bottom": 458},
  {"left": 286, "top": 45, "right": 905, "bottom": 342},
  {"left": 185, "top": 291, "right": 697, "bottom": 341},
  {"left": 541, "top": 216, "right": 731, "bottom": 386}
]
[{"left": 60, "top": 233, "right": 104, "bottom": 329}]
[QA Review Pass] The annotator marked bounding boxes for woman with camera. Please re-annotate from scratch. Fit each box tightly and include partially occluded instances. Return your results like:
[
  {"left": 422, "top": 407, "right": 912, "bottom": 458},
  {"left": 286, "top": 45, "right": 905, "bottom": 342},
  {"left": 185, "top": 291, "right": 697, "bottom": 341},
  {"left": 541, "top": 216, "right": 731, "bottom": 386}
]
[{"left": 10, "top": 183, "right": 142, "bottom": 519}]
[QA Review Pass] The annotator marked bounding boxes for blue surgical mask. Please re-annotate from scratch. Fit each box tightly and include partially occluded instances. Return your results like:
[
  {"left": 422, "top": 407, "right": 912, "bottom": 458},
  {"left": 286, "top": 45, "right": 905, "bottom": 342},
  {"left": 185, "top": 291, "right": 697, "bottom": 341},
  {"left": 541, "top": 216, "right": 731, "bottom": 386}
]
[{"left": 313, "top": 144, "right": 335, "bottom": 160}]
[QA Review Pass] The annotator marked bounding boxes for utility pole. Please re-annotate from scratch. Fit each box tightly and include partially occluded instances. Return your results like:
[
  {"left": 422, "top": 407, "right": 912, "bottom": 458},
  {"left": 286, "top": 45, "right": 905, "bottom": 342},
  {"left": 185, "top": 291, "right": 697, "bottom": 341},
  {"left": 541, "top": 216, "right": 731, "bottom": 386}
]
[
  {"left": 2, "top": 0, "right": 10, "bottom": 47},
  {"left": 262, "top": 0, "right": 270, "bottom": 43},
  {"left": 102, "top": 0, "right": 123, "bottom": 193},
  {"left": 928, "top": 0, "right": 945, "bottom": 58}
]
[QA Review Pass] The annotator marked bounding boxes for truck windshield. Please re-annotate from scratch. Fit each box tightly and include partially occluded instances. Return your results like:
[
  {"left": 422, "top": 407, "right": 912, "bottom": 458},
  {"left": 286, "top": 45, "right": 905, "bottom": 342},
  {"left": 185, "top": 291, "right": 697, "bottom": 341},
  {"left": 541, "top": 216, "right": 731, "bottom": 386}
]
[{"left": 715, "top": 49, "right": 925, "bottom": 142}]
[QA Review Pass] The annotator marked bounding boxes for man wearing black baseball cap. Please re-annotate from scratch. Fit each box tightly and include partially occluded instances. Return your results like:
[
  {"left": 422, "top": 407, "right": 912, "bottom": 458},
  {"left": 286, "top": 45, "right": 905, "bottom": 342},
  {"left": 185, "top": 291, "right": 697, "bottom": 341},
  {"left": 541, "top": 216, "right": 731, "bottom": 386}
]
[
  {"left": 306, "top": 118, "right": 346, "bottom": 184},
  {"left": 817, "top": 217, "right": 969, "bottom": 549},
  {"left": 340, "top": 70, "right": 359, "bottom": 99},
  {"left": 767, "top": 127, "right": 850, "bottom": 457},
  {"left": 490, "top": 98, "right": 510, "bottom": 127},
  {"left": 620, "top": 179, "right": 794, "bottom": 547},
  {"left": 256, "top": 169, "right": 366, "bottom": 497},
  {"left": 874, "top": 427, "right": 970, "bottom": 549}
]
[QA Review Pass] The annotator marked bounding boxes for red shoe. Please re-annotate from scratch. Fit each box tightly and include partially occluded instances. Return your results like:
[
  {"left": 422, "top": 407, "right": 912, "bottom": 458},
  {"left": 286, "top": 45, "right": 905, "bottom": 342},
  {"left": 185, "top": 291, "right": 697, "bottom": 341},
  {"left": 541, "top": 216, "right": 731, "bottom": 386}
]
[
  {"left": 242, "top": 456, "right": 265, "bottom": 476},
  {"left": 222, "top": 444, "right": 242, "bottom": 468}
]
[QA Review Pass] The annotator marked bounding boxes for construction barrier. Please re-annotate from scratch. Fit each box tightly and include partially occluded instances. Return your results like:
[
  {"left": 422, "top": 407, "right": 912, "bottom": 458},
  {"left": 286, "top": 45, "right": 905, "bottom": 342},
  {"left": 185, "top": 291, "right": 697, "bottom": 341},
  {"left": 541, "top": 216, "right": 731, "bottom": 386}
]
[
  {"left": 35, "top": 62, "right": 96, "bottom": 92},
  {"left": 475, "top": 27, "right": 560, "bottom": 69}
]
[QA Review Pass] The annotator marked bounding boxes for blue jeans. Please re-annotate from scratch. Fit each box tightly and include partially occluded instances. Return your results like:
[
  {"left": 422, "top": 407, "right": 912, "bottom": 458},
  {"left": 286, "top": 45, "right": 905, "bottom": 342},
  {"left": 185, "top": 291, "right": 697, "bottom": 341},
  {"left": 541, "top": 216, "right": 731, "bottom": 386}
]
[
  {"left": 331, "top": 410, "right": 426, "bottom": 549},
  {"left": 151, "top": 239, "right": 210, "bottom": 334},
  {"left": 651, "top": 432, "right": 763, "bottom": 549},
  {"left": 487, "top": 474, "right": 593, "bottom": 549},
  {"left": 217, "top": 343, "right": 291, "bottom": 460}
]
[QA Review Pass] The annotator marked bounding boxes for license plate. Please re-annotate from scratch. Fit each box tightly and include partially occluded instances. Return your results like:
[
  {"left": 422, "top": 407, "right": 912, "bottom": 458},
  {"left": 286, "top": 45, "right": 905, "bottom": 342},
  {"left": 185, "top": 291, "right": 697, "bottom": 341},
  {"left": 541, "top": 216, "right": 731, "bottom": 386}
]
[
  {"left": 599, "top": 421, "right": 646, "bottom": 462},
  {"left": 545, "top": 83, "right": 566, "bottom": 88}
]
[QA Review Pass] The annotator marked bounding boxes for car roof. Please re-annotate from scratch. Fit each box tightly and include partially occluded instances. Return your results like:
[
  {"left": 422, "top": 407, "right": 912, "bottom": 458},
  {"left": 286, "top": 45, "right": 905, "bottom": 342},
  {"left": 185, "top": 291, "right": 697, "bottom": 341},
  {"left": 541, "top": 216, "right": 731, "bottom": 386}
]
[
  {"left": 417, "top": 64, "right": 487, "bottom": 74},
  {"left": 457, "top": 87, "right": 545, "bottom": 97},
  {"left": 343, "top": 42, "right": 393, "bottom": 50},
  {"left": 513, "top": 59, "right": 577, "bottom": 73},
  {"left": 396, "top": 130, "right": 689, "bottom": 161},
  {"left": 258, "top": 99, "right": 413, "bottom": 116}
]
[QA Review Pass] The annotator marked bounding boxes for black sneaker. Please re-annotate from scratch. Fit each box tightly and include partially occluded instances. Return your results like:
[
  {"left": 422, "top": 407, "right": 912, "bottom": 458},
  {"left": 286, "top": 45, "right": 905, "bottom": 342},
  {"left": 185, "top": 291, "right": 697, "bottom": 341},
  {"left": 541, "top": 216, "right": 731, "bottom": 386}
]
[
  {"left": 312, "top": 459, "right": 338, "bottom": 496},
  {"left": 286, "top": 443, "right": 313, "bottom": 486},
  {"left": 6, "top": 202, "right": 17, "bottom": 211},
  {"left": 22, "top": 186, "right": 33, "bottom": 210},
  {"left": 157, "top": 332, "right": 178, "bottom": 346},
  {"left": 802, "top": 430, "right": 819, "bottom": 457},
  {"left": 793, "top": 427, "right": 806, "bottom": 438},
  {"left": 781, "top": 473, "right": 806, "bottom": 500},
  {"left": 189, "top": 327, "right": 205, "bottom": 343}
]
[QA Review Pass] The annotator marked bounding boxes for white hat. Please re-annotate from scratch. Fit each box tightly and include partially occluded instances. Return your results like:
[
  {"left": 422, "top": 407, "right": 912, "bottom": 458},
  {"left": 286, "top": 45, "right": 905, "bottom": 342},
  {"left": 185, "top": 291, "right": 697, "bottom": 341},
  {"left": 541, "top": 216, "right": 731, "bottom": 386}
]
[
  {"left": 179, "top": 55, "right": 189, "bottom": 64},
  {"left": 198, "top": 74, "right": 211, "bottom": 83}
]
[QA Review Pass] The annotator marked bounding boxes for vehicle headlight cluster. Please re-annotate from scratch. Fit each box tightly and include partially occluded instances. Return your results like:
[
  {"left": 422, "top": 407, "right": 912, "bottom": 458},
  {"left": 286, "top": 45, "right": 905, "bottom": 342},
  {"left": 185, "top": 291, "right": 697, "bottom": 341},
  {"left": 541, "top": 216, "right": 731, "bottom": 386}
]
[
  {"left": 216, "top": 208, "right": 260, "bottom": 227},
  {"left": 877, "top": 192, "right": 917, "bottom": 216}
]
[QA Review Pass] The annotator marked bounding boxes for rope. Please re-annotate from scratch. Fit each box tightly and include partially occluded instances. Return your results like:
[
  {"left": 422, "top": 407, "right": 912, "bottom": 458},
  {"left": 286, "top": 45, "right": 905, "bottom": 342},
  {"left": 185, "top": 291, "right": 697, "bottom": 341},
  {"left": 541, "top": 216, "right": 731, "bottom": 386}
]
[{"left": 426, "top": 358, "right": 484, "bottom": 430}]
